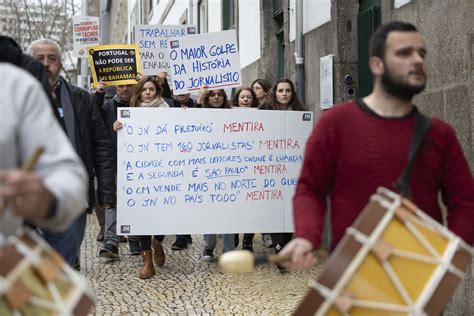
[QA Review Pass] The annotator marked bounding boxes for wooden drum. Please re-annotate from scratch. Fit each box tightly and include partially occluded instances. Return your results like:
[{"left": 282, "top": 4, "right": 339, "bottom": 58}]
[
  {"left": 294, "top": 187, "right": 473, "bottom": 316},
  {"left": 0, "top": 228, "right": 95, "bottom": 315}
]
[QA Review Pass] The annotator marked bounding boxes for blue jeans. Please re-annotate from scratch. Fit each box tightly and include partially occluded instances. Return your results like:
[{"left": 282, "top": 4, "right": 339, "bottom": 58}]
[{"left": 39, "top": 212, "right": 87, "bottom": 266}]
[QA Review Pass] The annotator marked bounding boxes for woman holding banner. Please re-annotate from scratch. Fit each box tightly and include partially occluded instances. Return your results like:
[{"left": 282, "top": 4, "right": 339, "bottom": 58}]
[
  {"left": 231, "top": 87, "right": 258, "bottom": 108},
  {"left": 246, "top": 79, "right": 276, "bottom": 249},
  {"left": 259, "top": 78, "right": 307, "bottom": 271},
  {"left": 114, "top": 76, "right": 169, "bottom": 279},
  {"left": 196, "top": 88, "right": 235, "bottom": 261},
  {"left": 229, "top": 87, "right": 260, "bottom": 252}
]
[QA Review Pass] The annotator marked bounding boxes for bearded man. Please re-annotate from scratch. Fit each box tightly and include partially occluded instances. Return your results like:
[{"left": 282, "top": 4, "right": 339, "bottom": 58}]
[{"left": 281, "top": 21, "right": 474, "bottom": 267}]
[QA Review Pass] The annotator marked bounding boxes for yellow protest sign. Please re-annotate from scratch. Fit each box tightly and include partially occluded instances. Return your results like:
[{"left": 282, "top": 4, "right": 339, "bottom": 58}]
[{"left": 88, "top": 44, "right": 142, "bottom": 86}]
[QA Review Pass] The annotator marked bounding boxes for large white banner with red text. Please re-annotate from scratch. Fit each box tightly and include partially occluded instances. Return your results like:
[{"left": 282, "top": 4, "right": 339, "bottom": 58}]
[{"left": 117, "top": 108, "right": 313, "bottom": 235}]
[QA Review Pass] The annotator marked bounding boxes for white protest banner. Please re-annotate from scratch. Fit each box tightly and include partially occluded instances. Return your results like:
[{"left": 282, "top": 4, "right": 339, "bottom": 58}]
[
  {"left": 72, "top": 16, "right": 100, "bottom": 58},
  {"left": 168, "top": 30, "right": 242, "bottom": 95},
  {"left": 135, "top": 25, "right": 197, "bottom": 75},
  {"left": 117, "top": 108, "right": 313, "bottom": 235}
]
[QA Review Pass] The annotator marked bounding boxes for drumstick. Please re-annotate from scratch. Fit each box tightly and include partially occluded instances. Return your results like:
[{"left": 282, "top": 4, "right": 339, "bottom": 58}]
[
  {"left": 219, "top": 249, "right": 328, "bottom": 274},
  {"left": 0, "top": 146, "right": 45, "bottom": 214}
]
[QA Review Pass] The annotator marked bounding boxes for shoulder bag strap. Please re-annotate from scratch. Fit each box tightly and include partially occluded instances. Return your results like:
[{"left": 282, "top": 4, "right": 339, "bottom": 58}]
[{"left": 394, "top": 112, "right": 431, "bottom": 197}]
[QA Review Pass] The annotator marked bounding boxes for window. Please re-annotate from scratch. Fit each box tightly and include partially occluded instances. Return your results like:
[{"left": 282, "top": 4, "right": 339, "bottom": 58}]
[
  {"left": 198, "top": 0, "right": 208, "bottom": 33},
  {"left": 273, "top": 0, "right": 284, "bottom": 78},
  {"left": 273, "top": 0, "right": 283, "bottom": 15},
  {"left": 357, "top": 0, "right": 381, "bottom": 97},
  {"left": 222, "top": 0, "right": 237, "bottom": 30}
]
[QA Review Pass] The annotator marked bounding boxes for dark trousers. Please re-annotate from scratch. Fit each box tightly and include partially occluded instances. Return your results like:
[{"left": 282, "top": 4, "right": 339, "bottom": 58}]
[
  {"left": 95, "top": 206, "right": 105, "bottom": 228},
  {"left": 40, "top": 212, "right": 87, "bottom": 266},
  {"left": 243, "top": 233, "right": 254, "bottom": 243},
  {"left": 139, "top": 235, "right": 164, "bottom": 251},
  {"left": 271, "top": 233, "right": 293, "bottom": 252}
]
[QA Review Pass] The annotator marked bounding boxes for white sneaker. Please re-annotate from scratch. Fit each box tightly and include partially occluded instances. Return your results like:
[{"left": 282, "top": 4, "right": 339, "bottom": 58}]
[
  {"left": 262, "top": 233, "right": 273, "bottom": 247},
  {"left": 202, "top": 249, "right": 214, "bottom": 262}
]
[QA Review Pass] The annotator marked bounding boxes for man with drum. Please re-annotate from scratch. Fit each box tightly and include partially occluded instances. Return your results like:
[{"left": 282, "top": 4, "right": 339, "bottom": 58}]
[{"left": 280, "top": 21, "right": 474, "bottom": 267}]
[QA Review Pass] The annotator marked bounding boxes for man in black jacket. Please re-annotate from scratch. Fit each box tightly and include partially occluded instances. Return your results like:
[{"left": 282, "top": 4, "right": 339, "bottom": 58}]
[
  {"left": 28, "top": 38, "right": 116, "bottom": 267},
  {"left": 93, "top": 82, "right": 143, "bottom": 257}
]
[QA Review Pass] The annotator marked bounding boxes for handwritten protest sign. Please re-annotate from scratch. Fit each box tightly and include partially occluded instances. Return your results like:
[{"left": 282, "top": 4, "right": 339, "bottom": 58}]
[
  {"left": 72, "top": 16, "right": 100, "bottom": 58},
  {"left": 88, "top": 44, "right": 141, "bottom": 87},
  {"left": 135, "top": 24, "right": 196, "bottom": 75},
  {"left": 168, "top": 30, "right": 242, "bottom": 95},
  {"left": 117, "top": 108, "right": 313, "bottom": 235}
]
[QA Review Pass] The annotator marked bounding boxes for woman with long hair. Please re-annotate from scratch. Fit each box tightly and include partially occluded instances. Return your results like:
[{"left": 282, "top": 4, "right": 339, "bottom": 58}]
[
  {"left": 129, "top": 76, "right": 169, "bottom": 108},
  {"left": 251, "top": 78, "right": 272, "bottom": 106},
  {"left": 113, "top": 76, "right": 169, "bottom": 279},
  {"left": 230, "top": 86, "right": 259, "bottom": 251},
  {"left": 260, "top": 78, "right": 307, "bottom": 111},
  {"left": 197, "top": 88, "right": 236, "bottom": 261},
  {"left": 260, "top": 78, "right": 307, "bottom": 271}
]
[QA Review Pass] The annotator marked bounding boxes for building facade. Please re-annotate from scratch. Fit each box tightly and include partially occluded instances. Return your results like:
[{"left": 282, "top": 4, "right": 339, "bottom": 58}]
[{"left": 99, "top": 1, "right": 474, "bottom": 313}]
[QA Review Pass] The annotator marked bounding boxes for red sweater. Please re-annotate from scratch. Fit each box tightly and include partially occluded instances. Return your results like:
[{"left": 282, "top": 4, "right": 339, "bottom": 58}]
[{"left": 293, "top": 100, "right": 474, "bottom": 249}]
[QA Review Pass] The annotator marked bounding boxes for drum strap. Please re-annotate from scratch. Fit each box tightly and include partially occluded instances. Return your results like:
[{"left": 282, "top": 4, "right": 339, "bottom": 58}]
[{"left": 395, "top": 112, "right": 431, "bottom": 197}]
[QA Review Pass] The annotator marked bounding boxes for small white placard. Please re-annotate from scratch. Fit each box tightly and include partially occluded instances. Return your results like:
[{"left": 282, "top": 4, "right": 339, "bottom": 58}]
[
  {"left": 320, "top": 54, "right": 334, "bottom": 110},
  {"left": 72, "top": 16, "right": 100, "bottom": 58},
  {"left": 394, "top": 0, "right": 411, "bottom": 9}
]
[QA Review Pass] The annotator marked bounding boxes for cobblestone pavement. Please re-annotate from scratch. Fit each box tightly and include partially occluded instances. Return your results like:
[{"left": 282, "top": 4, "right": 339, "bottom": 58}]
[{"left": 80, "top": 214, "right": 324, "bottom": 315}]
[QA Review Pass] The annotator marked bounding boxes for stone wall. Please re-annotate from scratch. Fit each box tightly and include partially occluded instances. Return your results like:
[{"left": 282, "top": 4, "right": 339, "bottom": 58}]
[
  {"left": 392, "top": 1, "right": 474, "bottom": 171},
  {"left": 299, "top": 3, "right": 359, "bottom": 114}
]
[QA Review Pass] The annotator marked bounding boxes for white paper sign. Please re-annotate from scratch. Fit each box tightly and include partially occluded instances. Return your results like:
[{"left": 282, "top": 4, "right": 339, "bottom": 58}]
[
  {"left": 72, "top": 16, "right": 100, "bottom": 58},
  {"left": 135, "top": 25, "right": 197, "bottom": 75},
  {"left": 320, "top": 54, "right": 333, "bottom": 109},
  {"left": 394, "top": 0, "right": 411, "bottom": 8},
  {"left": 117, "top": 108, "right": 313, "bottom": 235},
  {"left": 168, "top": 30, "right": 242, "bottom": 95}
]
